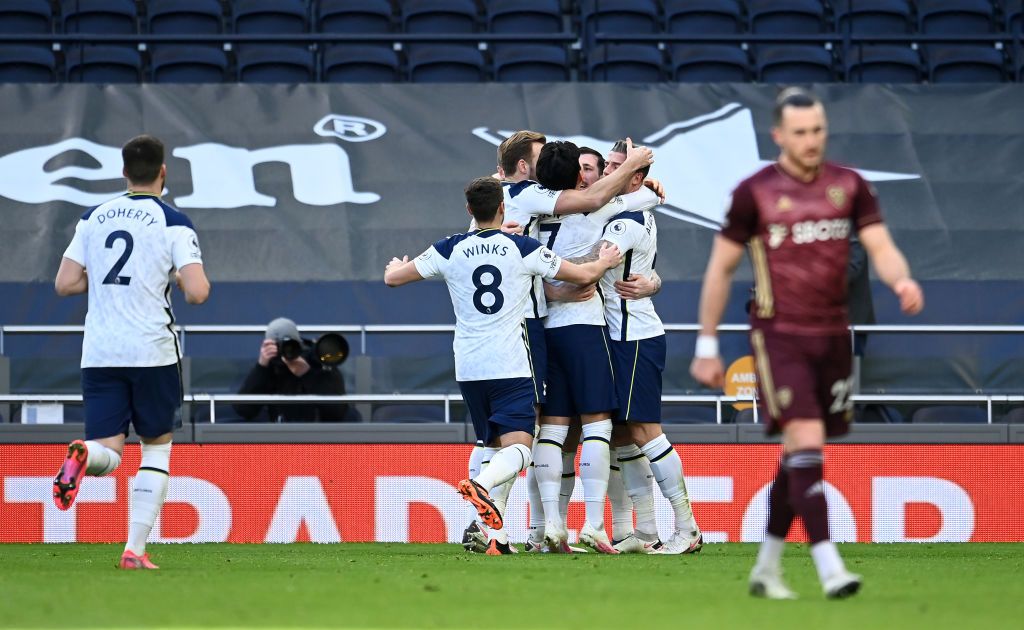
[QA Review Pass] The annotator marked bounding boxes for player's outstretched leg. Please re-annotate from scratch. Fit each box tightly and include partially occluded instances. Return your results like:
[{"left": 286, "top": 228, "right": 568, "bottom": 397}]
[
  {"left": 641, "top": 435, "right": 702, "bottom": 555},
  {"left": 750, "top": 456, "right": 798, "bottom": 600},
  {"left": 614, "top": 444, "right": 662, "bottom": 553},
  {"left": 121, "top": 440, "right": 171, "bottom": 570},
  {"left": 786, "top": 449, "right": 861, "bottom": 598},
  {"left": 53, "top": 439, "right": 122, "bottom": 511},
  {"left": 459, "top": 443, "right": 532, "bottom": 532}
]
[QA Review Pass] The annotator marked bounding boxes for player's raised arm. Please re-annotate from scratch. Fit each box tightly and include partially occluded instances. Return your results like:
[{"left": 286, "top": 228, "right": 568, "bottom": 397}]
[
  {"left": 690, "top": 235, "right": 746, "bottom": 389},
  {"left": 176, "top": 263, "right": 210, "bottom": 304},
  {"left": 555, "top": 242, "right": 621, "bottom": 285},
  {"left": 858, "top": 223, "right": 924, "bottom": 315},
  {"left": 552, "top": 139, "right": 654, "bottom": 215},
  {"left": 54, "top": 258, "right": 88, "bottom": 296}
]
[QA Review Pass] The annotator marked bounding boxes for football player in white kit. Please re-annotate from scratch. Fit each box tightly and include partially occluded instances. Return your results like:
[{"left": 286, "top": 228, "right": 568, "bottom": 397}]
[
  {"left": 572, "top": 141, "right": 704, "bottom": 555},
  {"left": 52, "top": 135, "right": 210, "bottom": 570},
  {"left": 384, "top": 177, "right": 622, "bottom": 555},
  {"left": 530, "top": 141, "right": 661, "bottom": 554}
]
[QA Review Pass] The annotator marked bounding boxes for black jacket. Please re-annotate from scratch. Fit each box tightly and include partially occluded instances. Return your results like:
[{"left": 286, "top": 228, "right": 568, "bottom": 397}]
[{"left": 234, "top": 344, "right": 352, "bottom": 422}]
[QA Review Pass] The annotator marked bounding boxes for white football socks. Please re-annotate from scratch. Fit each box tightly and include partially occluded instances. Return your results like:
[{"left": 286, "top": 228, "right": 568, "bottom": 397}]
[
  {"left": 473, "top": 443, "right": 531, "bottom": 491},
  {"left": 84, "top": 440, "right": 121, "bottom": 476},
  {"left": 559, "top": 450, "right": 575, "bottom": 526},
  {"left": 755, "top": 534, "right": 786, "bottom": 573},
  {"left": 579, "top": 420, "right": 612, "bottom": 529},
  {"left": 810, "top": 541, "right": 846, "bottom": 583},
  {"left": 466, "top": 444, "right": 487, "bottom": 522},
  {"left": 641, "top": 435, "right": 699, "bottom": 534},
  {"left": 126, "top": 441, "right": 171, "bottom": 556},
  {"left": 534, "top": 424, "right": 568, "bottom": 525},
  {"left": 607, "top": 464, "right": 633, "bottom": 541},
  {"left": 526, "top": 461, "right": 545, "bottom": 544},
  {"left": 617, "top": 444, "right": 658, "bottom": 538}
]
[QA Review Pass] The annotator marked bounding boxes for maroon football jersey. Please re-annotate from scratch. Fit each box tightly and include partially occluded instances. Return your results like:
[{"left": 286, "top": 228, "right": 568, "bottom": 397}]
[{"left": 721, "top": 162, "right": 883, "bottom": 335}]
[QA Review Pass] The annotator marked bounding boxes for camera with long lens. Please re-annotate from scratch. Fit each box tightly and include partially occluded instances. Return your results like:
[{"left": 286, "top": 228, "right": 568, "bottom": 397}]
[{"left": 275, "top": 333, "right": 349, "bottom": 366}]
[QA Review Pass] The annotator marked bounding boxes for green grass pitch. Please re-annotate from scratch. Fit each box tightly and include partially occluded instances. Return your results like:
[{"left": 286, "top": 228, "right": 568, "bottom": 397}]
[{"left": 2, "top": 543, "right": 1022, "bottom": 629}]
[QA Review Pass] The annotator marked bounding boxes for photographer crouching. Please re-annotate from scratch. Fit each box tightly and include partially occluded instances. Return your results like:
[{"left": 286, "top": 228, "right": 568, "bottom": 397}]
[{"left": 234, "top": 318, "right": 358, "bottom": 422}]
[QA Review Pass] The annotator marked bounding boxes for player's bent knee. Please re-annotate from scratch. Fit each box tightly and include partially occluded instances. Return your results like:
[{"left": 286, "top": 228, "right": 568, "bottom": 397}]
[
  {"left": 139, "top": 440, "right": 173, "bottom": 473},
  {"left": 500, "top": 430, "right": 534, "bottom": 449},
  {"left": 629, "top": 421, "right": 663, "bottom": 445},
  {"left": 782, "top": 419, "right": 826, "bottom": 452}
]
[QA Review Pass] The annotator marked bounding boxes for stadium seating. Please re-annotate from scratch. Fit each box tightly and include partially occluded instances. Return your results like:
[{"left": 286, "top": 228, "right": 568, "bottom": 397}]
[
  {"left": 148, "top": 0, "right": 224, "bottom": 35},
  {"left": 661, "top": 405, "right": 719, "bottom": 424},
  {"left": 664, "top": 0, "right": 745, "bottom": 35},
  {"left": 918, "top": 0, "right": 995, "bottom": 34},
  {"left": 371, "top": 404, "right": 445, "bottom": 423},
  {"left": 587, "top": 44, "right": 665, "bottom": 82},
  {"left": 0, "top": 0, "right": 53, "bottom": 36},
  {"left": 671, "top": 44, "right": 751, "bottom": 82},
  {"left": 0, "top": 46, "right": 56, "bottom": 82},
  {"left": 322, "top": 45, "right": 402, "bottom": 82},
  {"left": 407, "top": 45, "right": 486, "bottom": 82},
  {"left": 928, "top": 45, "right": 1007, "bottom": 82},
  {"left": 1004, "top": 407, "right": 1024, "bottom": 423},
  {"left": 1008, "top": 0, "right": 1024, "bottom": 33},
  {"left": 401, "top": 0, "right": 479, "bottom": 34},
  {"left": 846, "top": 45, "right": 923, "bottom": 82},
  {"left": 62, "top": 0, "right": 137, "bottom": 35},
  {"left": 233, "top": 0, "right": 308, "bottom": 37},
  {"left": 65, "top": 45, "right": 141, "bottom": 82},
  {"left": 487, "top": 0, "right": 563, "bottom": 34},
  {"left": 493, "top": 45, "right": 569, "bottom": 81},
  {"left": 317, "top": 0, "right": 395, "bottom": 35},
  {"left": 748, "top": 0, "right": 827, "bottom": 34},
  {"left": 151, "top": 46, "right": 230, "bottom": 83},
  {"left": 237, "top": 46, "right": 315, "bottom": 82},
  {"left": 580, "top": 0, "right": 661, "bottom": 47},
  {"left": 833, "top": 0, "right": 914, "bottom": 34},
  {"left": 911, "top": 406, "right": 989, "bottom": 423},
  {"left": 757, "top": 45, "right": 835, "bottom": 82}
]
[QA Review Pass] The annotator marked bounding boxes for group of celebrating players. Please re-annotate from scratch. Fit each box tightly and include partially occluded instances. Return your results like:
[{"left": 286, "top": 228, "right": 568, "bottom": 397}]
[
  {"left": 51, "top": 86, "right": 924, "bottom": 599},
  {"left": 385, "top": 87, "right": 925, "bottom": 599}
]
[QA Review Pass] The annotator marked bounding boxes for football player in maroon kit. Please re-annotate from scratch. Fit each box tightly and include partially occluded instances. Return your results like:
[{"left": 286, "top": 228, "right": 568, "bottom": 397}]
[{"left": 691, "top": 88, "right": 924, "bottom": 599}]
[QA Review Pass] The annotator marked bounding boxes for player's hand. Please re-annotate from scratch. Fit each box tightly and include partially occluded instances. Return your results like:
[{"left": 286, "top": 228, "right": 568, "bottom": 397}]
[
  {"left": 690, "top": 356, "right": 725, "bottom": 389},
  {"left": 549, "top": 282, "right": 596, "bottom": 303},
  {"left": 615, "top": 274, "right": 658, "bottom": 300},
  {"left": 642, "top": 178, "right": 666, "bottom": 203},
  {"left": 894, "top": 278, "right": 924, "bottom": 315},
  {"left": 385, "top": 255, "right": 409, "bottom": 275},
  {"left": 623, "top": 138, "right": 654, "bottom": 171},
  {"left": 598, "top": 242, "right": 622, "bottom": 268},
  {"left": 500, "top": 220, "right": 523, "bottom": 235},
  {"left": 258, "top": 339, "right": 278, "bottom": 367}
]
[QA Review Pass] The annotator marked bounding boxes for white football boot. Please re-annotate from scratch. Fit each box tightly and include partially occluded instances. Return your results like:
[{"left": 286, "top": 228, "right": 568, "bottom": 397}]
[
  {"left": 654, "top": 529, "right": 703, "bottom": 555},
  {"left": 579, "top": 522, "right": 620, "bottom": 554},
  {"left": 749, "top": 565, "right": 799, "bottom": 600},
  {"left": 823, "top": 570, "right": 862, "bottom": 599}
]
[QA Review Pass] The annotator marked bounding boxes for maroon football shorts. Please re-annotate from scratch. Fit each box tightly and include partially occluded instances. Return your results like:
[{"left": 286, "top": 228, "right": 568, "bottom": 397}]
[{"left": 749, "top": 327, "right": 854, "bottom": 437}]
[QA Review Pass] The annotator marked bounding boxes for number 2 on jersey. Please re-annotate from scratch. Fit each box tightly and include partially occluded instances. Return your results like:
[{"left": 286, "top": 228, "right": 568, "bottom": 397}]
[
  {"left": 102, "top": 230, "right": 133, "bottom": 286},
  {"left": 472, "top": 264, "right": 504, "bottom": 314}
]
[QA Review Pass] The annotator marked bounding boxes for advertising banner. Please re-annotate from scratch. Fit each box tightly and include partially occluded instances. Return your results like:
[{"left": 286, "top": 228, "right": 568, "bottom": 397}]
[{"left": 3, "top": 444, "right": 1020, "bottom": 544}]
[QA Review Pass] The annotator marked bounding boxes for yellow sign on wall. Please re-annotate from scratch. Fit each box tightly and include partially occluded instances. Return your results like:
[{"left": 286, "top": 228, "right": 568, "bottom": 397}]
[{"left": 724, "top": 355, "right": 757, "bottom": 410}]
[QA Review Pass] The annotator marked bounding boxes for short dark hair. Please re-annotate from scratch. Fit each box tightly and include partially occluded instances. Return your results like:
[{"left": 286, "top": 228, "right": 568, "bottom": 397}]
[
  {"left": 773, "top": 87, "right": 822, "bottom": 126},
  {"left": 498, "top": 130, "right": 546, "bottom": 178},
  {"left": 535, "top": 141, "right": 581, "bottom": 191},
  {"left": 465, "top": 177, "right": 504, "bottom": 223},
  {"left": 578, "top": 146, "right": 605, "bottom": 175},
  {"left": 122, "top": 134, "right": 165, "bottom": 185},
  {"left": 610, "top": 139, "right": 650, "bottom": 178}
]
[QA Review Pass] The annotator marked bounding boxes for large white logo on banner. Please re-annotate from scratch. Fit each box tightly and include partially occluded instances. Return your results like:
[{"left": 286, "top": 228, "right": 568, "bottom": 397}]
[
  {"left": 0, "top": 114, "right": 384, "bottom": 208},
  {"left": 473, "top": 103, "right": 920, "bottom": 229}
]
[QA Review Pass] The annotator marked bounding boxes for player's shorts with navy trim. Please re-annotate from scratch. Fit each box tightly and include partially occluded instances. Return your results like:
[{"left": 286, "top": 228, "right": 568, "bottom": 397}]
[
  {"left": 81, "top": 363, "right": 182, "bottom": 440},
  {"left": 544, "top": 324, "right": 618, "bottom": 417},
  {"left": 609, "top": 335, "right": 666, "bottom": 424},
  {"left": 459, "top": 377, "right": 537, "bottom": 445},
  {"left": 749, "top": 327, "right": 854, "bottom": 438},
  {"left": 524, "top": 317, "right": 547, "bottom": 404}
]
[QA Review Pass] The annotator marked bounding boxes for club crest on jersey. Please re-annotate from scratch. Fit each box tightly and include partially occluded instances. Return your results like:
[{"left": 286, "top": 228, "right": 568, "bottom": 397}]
[
  {"left": 827, "top": 185, "right": 847, "bottom": 209},
  {"left": 777, "top": 387, "right": 793, "bottom": 409},
  {"left": 776, "top": 195, "right": 793, "bottom": 212}
]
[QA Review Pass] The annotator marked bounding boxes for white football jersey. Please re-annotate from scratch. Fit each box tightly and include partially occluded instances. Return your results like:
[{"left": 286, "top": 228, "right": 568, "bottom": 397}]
[
  {"left": 62, "top": 192, "right": 203, "bottom": 368},
  {"left": 501, "top": 180, "right": 562, "bottom": 319},
  {"left": 541, "top": 187, "right": 660, "bottom": 329},
  {"left": 414, "top": 228, "right": 562, "bottom": 382},
  {"left": 600, "top": 210, "right": 665, "bottom": 341}
]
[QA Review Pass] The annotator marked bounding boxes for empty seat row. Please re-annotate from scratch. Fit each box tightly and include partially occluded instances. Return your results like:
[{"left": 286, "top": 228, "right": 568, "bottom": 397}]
[
  {"left": 3, "top": 1, "right": 1021, "bottom": 37},
  {"left": 2, "top": 42, "right": 1021, "bottom": 83}
]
